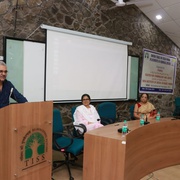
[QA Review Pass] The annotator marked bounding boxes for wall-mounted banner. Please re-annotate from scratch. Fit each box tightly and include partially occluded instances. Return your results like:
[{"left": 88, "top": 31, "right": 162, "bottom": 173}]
[{"left": 140, "top": 49, "right": 177, "bottom": 94}]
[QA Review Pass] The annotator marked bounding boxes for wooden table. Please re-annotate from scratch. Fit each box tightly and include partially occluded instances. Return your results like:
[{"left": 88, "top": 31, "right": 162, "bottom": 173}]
[{"left": 83, "top": 118, "right": 180, "bottom": 180}]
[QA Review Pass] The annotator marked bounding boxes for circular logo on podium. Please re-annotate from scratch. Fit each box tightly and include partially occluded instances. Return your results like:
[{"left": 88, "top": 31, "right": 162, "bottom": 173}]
[{"left": 19, "top": 127, "right": 48, "bottom": 172}]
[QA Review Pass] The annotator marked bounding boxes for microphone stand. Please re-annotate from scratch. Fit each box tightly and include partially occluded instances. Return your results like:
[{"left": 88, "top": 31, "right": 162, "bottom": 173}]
[{"left": 144, "top": 114, "right": 150, "bottom": 125}]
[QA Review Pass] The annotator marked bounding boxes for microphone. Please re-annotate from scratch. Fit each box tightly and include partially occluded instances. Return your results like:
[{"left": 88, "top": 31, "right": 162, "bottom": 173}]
[
  {"left": 144, "top": 109, "right": 157, "bottom": 125},
  {"left": 10, "top": 87, "right": 13, "bottom": 97},
  {"left": 9, "top": 87, "right": 13, "bottom": 98},
  {"left": 9, "top": 88, "right": 13, "bottom": 105},
  {"left": 144, "top": 114, "right": 150, "bottom": 125}
]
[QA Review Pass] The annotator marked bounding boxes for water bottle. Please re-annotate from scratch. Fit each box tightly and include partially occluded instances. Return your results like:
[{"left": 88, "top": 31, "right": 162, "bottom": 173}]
[
  {"left": 122, "top": 120, "right": 128, "bottom": 136},
  {"left": 140, "top": 114, "right": 144, "bottom": 126},
  {"left": 156, "top": 111, "right": 160, "bottom": 121}
]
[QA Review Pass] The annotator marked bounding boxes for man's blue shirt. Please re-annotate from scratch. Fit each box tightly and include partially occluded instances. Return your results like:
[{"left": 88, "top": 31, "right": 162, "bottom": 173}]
[{"left": 0, "top": 79, "right": 28, "bottom": 108}]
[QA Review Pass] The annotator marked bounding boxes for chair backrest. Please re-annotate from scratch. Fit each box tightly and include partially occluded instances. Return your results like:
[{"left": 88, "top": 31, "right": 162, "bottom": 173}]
[
  {"left": 175, "top": 97, "right": 180, "bottom": 106},
  {"left": 173, "top": 97, "right": 180, "bottom": 116},
  {"left": 97, "top": 102, "right": 116, "bottom": 123},
  {"left": 130, "top": 104, "right": 135, "bottom": 120},
  {"left": 71, "top": 106, "right": 77, "bottom": 122},
  {"left": 53, "top": 108, "right": 64, "bottom": 133}
]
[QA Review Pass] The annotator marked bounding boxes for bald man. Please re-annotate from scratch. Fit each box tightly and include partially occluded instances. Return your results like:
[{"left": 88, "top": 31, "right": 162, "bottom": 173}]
[{"left": 0, "top": 61, "right": 27, "bottom": 108}]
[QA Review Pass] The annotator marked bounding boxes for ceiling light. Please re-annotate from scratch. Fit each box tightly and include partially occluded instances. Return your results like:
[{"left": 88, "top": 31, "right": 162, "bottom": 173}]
[{"left": 156, "top": 15, "right": 162, "bottom": 20}]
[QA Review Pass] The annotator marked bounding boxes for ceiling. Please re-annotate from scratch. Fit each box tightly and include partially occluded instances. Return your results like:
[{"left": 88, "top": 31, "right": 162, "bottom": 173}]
[{"left": 134, "top": 0, "right": 180, "bottom": 48}]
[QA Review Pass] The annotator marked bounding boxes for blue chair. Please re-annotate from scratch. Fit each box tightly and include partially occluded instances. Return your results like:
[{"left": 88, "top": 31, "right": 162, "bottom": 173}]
[
  {"left": 130, "top": 104, "right": 136, "bottom": 120},
  {"left": 52, "top": 108, "right": 84, "bottom": 180},
  {"left": 175, "top": 97, "right": 180, "bottom": 106},
  {"left": 71, "top": 106, "right": 77, "bottom": 122},
  {"left": 97, "top": 102, "right": 116, "bottom": 125},
  {"left": 173, "top": 97, "right": 180, "bottom": 116}
]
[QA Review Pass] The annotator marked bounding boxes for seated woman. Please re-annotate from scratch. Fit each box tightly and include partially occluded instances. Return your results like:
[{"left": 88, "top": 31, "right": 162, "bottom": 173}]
[
  {"left": 73, "top": 94, "right": 104, "bottom": 132},
  {"left": 134, "top": 93, "right": 156, "bottom": 119}
]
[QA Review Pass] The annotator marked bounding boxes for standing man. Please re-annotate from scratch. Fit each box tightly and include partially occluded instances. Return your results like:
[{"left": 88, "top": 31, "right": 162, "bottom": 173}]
[{"left": 0, "top": 61, "right": 27, "bottom": 108}]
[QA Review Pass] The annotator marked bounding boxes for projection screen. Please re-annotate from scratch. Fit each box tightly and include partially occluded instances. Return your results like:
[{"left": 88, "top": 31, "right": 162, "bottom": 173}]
[{"left": 42, "top": 25, "right": 132, "bottom": 102}]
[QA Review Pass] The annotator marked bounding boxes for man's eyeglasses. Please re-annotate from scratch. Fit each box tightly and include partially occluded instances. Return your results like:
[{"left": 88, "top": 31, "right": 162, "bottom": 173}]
[{"left": 0, "top": 70, "right": 8, "bottom": 74}]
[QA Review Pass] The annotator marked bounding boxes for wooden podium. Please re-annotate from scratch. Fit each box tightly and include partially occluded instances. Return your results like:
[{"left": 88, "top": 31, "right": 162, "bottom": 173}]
[{"left": 0, "top": 101, "right": 53, "bottom": 180}]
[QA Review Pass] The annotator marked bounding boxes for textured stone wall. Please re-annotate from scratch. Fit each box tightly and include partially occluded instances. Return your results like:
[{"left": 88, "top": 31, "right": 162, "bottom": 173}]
[{"left": 0, "top": 0, "right": 179, "bottom": 121}]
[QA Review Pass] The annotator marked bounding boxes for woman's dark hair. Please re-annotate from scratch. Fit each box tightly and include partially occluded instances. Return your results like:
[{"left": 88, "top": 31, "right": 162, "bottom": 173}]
[
  {"left": 81, "top": 94, "right": 91, "bottom": 101},
  {"left": 139, "top": 93, "right": 149, "bottom": 99}
]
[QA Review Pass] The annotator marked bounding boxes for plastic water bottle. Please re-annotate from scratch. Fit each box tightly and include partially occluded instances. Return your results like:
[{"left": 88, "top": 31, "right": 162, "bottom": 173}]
[
  {"left": 122, "top": 120, "right": 128, "bottom": 136},
  {"left": 156, "top": 111, "right": 160, "bottom": 121},
  {"left": 140, "top": 114, "right": 145, "bottom": 126}
]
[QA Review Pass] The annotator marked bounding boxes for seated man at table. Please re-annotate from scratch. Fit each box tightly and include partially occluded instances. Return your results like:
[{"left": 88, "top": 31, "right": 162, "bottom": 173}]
[{"left": 134, "top": 93, "right": 156, "bottom": 119}]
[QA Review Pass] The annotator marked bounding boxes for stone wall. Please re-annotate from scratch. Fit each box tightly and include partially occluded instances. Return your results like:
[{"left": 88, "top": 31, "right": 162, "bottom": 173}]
[{"left": 0, "top": 0, "right": 180, "bottom": 122}]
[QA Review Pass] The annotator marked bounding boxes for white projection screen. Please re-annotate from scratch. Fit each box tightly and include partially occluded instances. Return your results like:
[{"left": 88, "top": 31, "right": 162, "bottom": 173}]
[{"left": 43, "top": 25, "right": 132, "bottom": 102}]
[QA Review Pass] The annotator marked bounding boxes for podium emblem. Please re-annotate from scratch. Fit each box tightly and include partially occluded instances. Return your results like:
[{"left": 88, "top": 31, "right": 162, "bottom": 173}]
[{"left": 18, "top": 127, "right": 49, "bottom": 174}]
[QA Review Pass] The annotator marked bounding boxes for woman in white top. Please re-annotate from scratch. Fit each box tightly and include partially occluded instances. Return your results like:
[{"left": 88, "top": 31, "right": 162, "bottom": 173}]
[{"left": 73, "top": 94, "right": 104, "bottom": 132}]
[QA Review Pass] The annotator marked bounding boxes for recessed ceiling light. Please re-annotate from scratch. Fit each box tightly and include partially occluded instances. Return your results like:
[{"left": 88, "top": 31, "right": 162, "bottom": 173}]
[{"left": 156, "top": 15, "right": 162, "bottom": 20}]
